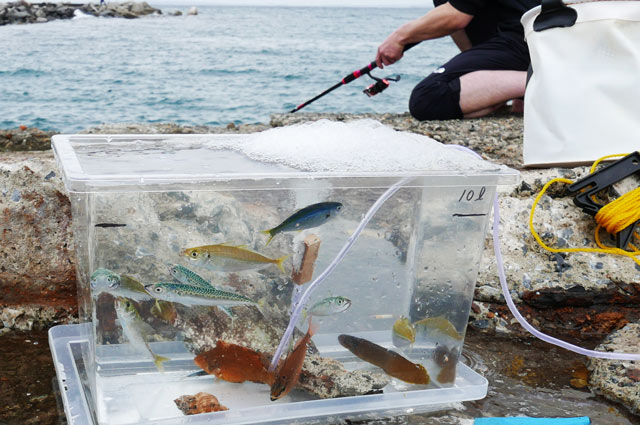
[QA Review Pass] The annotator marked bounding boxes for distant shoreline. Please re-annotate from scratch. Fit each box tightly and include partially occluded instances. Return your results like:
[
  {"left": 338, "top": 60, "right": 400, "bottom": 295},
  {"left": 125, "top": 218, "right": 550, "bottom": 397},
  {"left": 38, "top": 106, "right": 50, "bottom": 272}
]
[
  {"left": 0, "top": 1, "right": 165, "bottom": 26},
  {"left": 0, "top": 1, "right": 432, "bottom": 27},
  {"left": 146, "top": 1, "right": 430, "bottom": 7}
]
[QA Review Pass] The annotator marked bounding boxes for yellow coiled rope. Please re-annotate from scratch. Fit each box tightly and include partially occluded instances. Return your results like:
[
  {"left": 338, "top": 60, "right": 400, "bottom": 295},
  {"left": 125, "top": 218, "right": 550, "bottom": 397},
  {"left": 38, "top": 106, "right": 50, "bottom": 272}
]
[{"left": 529, "top": 153, "right": 640, "bottom": 266}]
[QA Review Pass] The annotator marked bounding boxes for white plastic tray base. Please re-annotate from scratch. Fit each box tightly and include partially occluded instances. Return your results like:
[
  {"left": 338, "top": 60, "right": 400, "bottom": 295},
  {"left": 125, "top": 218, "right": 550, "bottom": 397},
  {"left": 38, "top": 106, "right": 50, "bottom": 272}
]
[{"left": 49, "top": 324, "right": 488, "bottom": 425}]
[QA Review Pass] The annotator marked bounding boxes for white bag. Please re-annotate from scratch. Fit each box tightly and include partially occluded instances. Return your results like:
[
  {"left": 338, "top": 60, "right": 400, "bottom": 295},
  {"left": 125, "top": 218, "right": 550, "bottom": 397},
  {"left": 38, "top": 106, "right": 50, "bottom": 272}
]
[{"left": 521, "top": 0, "right": 640, "bottom": 167}]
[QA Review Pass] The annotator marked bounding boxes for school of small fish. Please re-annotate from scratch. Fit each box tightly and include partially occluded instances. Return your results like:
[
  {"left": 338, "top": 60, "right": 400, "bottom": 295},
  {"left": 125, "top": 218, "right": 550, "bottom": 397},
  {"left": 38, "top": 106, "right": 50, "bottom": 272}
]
[
  {"left": 392, "top": 315, "right": 462, "bottom": 347},
  {"left": 90, "top": 199, "right": 462, "bottom": 406}
]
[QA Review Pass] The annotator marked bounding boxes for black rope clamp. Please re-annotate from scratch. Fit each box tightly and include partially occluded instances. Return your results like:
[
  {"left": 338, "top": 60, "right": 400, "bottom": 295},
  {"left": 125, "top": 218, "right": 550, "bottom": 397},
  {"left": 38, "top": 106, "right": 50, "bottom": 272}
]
[{"left": 565, "top": 152, "right": 640, "bottom": 251}]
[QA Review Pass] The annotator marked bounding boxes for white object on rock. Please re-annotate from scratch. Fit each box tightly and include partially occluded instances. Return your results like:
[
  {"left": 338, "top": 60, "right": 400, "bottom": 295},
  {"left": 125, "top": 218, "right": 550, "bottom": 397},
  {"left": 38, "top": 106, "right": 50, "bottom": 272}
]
[{"left": 187, "top": 6, "right": 197, "bottom": 15}]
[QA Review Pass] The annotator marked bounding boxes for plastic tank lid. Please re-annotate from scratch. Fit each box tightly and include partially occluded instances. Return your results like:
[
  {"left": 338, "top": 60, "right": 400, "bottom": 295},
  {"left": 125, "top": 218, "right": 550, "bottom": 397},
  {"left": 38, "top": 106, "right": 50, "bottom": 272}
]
[{"left": 52, "top": 119, "right": 519, "bottom": 192}]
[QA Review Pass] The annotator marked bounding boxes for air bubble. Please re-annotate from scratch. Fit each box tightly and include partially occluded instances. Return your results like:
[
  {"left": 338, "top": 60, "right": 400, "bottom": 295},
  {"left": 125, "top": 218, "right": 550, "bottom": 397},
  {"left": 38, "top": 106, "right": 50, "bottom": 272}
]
[{"left": 222, "top": 119, "right": 500, "bottom": 173}]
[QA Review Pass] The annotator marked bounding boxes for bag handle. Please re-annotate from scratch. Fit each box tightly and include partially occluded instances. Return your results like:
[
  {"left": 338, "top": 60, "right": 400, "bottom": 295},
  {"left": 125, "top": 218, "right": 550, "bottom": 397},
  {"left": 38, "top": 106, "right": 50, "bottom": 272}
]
[{"left": 533, "top": 0, "right": 578, "bottom": 31}]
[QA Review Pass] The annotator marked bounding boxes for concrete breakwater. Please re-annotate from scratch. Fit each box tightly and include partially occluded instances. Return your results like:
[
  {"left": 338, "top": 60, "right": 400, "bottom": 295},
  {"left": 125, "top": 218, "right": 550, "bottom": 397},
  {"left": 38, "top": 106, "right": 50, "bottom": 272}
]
[
  {"left": 0, "top": 114, "right": 639, "bottom": 416},
  {"left": 1, "top": 114, "right": 640, "bottom": 339},
  {"left": 0, "top": 0, "right": 161, "bottom": 25}
]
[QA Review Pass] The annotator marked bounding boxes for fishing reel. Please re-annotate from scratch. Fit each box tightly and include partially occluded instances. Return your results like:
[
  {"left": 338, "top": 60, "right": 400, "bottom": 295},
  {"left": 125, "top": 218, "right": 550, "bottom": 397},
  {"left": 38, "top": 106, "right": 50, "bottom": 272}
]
[{"left": 363, "top": 74, "right": 401, "bottom": 97}]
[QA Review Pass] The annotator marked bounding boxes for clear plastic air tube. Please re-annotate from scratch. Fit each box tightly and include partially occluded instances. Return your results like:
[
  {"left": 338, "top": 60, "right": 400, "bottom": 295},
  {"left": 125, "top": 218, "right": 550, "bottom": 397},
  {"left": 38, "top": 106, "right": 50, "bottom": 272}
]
[
  {"left": 268, "top": 175, "right": 414, "bottom": 371},
  {"left": 492, "top": 188, "right": 640, "bottom": 361},
  {"left": 453, "top": 144, "right": 640, "bottom": 361},
  {"left": 269, "top": 145, "right": 640, "bottom": 372}
]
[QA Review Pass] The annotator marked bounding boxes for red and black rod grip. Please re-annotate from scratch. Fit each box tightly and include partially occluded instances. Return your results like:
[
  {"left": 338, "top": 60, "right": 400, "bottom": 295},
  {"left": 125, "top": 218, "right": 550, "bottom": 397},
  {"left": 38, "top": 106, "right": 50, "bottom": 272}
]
[
  {"left": 341, "top": 62, "right": 375, "bottom": 84},
  {"left": 340, "top": 42, "right": 419, "bottom": 85}
]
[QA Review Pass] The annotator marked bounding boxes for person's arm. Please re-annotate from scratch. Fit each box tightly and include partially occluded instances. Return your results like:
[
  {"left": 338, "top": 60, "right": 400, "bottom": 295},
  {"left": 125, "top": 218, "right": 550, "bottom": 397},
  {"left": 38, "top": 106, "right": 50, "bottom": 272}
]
[
  {"left": 450, "top": 29, "right": 473, "bottom": 52},
  {"left": 376, "top": 3, "right": 474, "bottom": 68}
]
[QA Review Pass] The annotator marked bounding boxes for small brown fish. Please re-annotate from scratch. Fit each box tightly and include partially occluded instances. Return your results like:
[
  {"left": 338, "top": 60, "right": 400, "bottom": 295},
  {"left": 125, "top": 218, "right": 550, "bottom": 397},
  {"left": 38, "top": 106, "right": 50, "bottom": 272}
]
[
  {"left": 434, "top": 345, "right": 457, "bottom": 384},
  {"left": 194, "top": 340, "right": 274, "bottom": 385},
  {"left": 338, "top": 334, "right": 430, "bottom": 385},
  {"left": 270, "top": 318, "right": 316, "bottom": 401},
  {"left": 437, "top": 362, "right": 457, "bottom": 384}
]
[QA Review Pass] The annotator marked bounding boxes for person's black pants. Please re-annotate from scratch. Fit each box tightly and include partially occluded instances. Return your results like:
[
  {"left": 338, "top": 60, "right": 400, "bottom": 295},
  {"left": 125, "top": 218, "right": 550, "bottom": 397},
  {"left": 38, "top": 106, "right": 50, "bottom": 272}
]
[{"left": 409, "top": 34, "right": 530, "bottom": 121}]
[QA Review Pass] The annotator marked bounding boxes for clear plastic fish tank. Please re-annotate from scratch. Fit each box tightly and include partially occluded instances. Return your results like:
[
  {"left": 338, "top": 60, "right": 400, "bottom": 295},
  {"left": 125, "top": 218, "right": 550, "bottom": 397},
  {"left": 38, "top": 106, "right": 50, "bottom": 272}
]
[{"left": 50, "top": 120, "right": 518, "bottom": 425}]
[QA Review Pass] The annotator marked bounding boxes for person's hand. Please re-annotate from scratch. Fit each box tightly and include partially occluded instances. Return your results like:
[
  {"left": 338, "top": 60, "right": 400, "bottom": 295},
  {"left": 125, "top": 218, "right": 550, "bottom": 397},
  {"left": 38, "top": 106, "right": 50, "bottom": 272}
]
[{"left": 376, "top": 34, "right": 405, "bottom": 69}]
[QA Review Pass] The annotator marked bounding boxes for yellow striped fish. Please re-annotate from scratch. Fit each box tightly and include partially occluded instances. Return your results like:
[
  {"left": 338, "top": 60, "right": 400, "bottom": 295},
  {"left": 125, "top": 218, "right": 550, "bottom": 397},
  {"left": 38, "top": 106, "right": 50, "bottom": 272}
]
[{"left": 182, "top": 243, "right": 288, "bottom": 273}]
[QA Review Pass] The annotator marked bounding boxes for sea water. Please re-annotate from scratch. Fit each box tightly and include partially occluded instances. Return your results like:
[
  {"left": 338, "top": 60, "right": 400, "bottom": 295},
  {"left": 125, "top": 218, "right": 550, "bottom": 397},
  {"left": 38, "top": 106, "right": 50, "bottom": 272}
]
[
  {"left": 0, "top": 6, "right": 458, "bottom": 132},
  {"left": 54, "top": 122, "right": 515, "bottom": 424}
]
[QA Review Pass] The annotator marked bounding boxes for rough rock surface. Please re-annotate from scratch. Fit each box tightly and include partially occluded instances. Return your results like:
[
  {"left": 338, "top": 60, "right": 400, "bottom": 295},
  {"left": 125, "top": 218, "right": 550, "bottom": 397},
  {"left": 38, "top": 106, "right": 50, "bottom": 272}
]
[
  {"left": 0, "top": 151, "right": 76, "bottom": 330},
  {"left": 0, "top": 1, "right": 161, "bottom": 25},
  {"left": 471, "top": 167, "right": 640, "bottom": 340},
  {"left": 84, "top": 121, "right": 270, "bottom": 135},
  {"left": 0, "top": 127, "right": 54, "bottom": 151},
  {"left": 1, "top": 112, "right": 639, "bottom": 414},
  {"left": 1, "top": 114, "right": 638, "bottom": 342},
  {"left": 589, "top": 324, "right": 640, "bottom": 415}
]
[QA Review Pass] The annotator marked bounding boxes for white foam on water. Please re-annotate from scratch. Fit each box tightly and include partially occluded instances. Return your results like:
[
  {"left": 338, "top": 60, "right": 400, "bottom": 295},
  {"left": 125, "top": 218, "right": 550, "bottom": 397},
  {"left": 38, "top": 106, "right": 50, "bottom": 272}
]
[
  {"left": 235, "top": 119, "right": 499, "bottom": 173},
  {"left": 65, "top": 120, "right": 513, "bottom": 186},
  {"left": 73, "top": 9, "right": 95, "bottom": 19}
]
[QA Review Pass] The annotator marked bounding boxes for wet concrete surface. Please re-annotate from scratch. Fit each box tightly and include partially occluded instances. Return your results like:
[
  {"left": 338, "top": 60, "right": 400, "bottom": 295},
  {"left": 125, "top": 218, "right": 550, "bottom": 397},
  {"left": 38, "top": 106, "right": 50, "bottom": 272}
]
[
  {"left": 0, "top": 330, "right": 66, "bottom": 425},
  {"left": 0, "top": 327, "right": 637, "bottom": 425},
  {"left": 434, "top": 332, "right": 639, "bottom": 425}
]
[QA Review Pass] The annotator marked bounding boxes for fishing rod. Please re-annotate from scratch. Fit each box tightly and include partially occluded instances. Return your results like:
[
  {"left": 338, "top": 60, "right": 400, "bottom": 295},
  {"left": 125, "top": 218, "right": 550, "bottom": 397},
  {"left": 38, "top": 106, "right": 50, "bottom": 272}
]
[{"left": 289, "top": 42, "right": 419, "bottom": 113}]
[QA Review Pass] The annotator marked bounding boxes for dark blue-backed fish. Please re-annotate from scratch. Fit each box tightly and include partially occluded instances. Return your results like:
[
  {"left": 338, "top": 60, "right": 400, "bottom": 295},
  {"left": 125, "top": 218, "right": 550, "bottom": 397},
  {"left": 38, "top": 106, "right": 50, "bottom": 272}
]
[{"left": 261, "top": 201, "right": 343, "bottom": 246}]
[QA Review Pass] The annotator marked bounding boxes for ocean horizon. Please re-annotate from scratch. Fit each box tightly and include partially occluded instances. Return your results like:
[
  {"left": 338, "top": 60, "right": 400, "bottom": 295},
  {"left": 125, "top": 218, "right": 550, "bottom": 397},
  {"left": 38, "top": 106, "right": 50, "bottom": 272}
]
[
  {"left": 0, "top": 5, "right": 458, "bottom": 133},
  {"left": 150, "top": 1, "right": 430, "bottom": 7}
]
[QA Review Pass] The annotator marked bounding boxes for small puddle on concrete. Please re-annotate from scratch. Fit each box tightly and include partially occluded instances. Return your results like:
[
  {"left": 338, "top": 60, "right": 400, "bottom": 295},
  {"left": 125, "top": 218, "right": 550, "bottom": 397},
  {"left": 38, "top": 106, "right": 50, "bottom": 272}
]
[
  {"left": 1, "top": 327, "right": 638, "bottom": 425},
  {"left": 348, "top": 329, "right": 640, "bottom": 425},
  {"left": 457, "top": 330, "right": 637, "bottom": 424}
]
